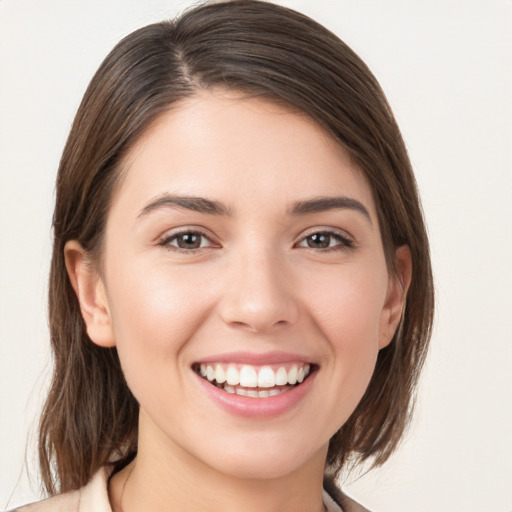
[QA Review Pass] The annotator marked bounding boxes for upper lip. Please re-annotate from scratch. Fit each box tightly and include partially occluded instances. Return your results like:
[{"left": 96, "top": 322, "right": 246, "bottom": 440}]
[{"left": 193, "top": 351, "right": 316, "bottom": 366}]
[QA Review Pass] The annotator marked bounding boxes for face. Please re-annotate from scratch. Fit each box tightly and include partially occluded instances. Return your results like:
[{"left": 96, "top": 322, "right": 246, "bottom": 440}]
[{"left": 70, "top": 90, "right": 407, "bottom": 481}]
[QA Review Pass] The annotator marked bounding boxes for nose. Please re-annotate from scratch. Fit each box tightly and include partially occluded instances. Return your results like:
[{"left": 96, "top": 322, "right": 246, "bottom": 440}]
[{"left": 219, "top": 249, "right": 299, "bottom": 334}]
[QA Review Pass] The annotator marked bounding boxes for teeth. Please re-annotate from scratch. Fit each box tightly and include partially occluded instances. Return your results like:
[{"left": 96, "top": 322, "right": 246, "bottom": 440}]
[
  {"left": 240, "top": 365, "right": 258, "bottom": 387},
  {"left": 287, "top": 366, "right": 298, "bottom": 385},
  {"left": 200, "top": 362, "right": 312, "bottom": 391},
  {"left": 231, "top": 384, "right": 292, "bottom": 398},
  {"left": 206, "top": 365, "right": 215, "bottom": 382},
  {"left": 257, "top": 366, "right": 275, "bottom": 388},
  {"left": 226, "top": 366, "right": 240, "bottom": 385},
  {"left": 275, "top": 367, "right": 288, "bottom": 385},
  {"left": 215, "top": 365, "right": 226, "bottom": 384}
]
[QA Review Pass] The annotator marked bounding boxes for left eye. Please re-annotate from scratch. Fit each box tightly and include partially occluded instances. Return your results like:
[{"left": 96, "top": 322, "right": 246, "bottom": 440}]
[
  {"left": 162, "top": 231, "right": 212, "bottom": 250},
  {"left": 297, "top": 232, "right": 352, "bottom": 250}
]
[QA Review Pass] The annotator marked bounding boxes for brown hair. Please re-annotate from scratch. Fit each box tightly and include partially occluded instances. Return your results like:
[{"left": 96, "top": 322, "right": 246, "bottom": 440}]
[{"left": 40, "top": 0, "right": 434, "bottom": 495}]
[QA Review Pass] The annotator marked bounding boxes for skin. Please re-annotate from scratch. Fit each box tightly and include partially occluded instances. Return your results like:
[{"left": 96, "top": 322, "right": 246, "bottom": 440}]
[{"left": 66, "top": 90, "right": 410, "bottom": 512}]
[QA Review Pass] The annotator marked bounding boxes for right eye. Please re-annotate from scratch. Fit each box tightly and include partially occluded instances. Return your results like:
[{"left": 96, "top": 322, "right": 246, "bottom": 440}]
[{"left": 159, "top": 231, "right": 215, "bottom": 251}]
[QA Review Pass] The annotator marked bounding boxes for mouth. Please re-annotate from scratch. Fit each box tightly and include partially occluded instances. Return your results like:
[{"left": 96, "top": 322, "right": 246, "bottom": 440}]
[{"left": 192, "top": 362, "right": 316, "bottom": 398}]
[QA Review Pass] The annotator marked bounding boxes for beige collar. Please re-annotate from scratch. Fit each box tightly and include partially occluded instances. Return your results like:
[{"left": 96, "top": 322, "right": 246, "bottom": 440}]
[{"left": 14, "top": 467, "right": 349, "bottom": 512}]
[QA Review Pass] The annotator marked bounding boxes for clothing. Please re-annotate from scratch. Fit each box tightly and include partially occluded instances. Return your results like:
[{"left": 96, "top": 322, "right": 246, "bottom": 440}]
[{"left": 10, "top": 467, "right": 370, "bottom": 512}]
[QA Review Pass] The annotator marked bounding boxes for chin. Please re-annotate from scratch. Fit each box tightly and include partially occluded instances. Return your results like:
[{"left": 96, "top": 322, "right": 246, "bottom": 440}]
[
  {"left": 212, "top": 455, "right": 308, "bottom": 481},
  {"left": 197, "top": 434, "right": 327, "bottom": 481}
]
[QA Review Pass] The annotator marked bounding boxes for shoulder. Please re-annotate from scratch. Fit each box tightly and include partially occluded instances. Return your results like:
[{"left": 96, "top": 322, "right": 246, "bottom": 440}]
[
  {"left": 7, "top": 468, "right": 112, "bottom": 512},
  {"left": 9, "top": 490, "right": 80, "bottom": 512},
  {"left": 9, "top": 468, "right": 370, "bottom": 512},
  {"left": 324, "top": 477, "right": 372, "bottom": 512}
]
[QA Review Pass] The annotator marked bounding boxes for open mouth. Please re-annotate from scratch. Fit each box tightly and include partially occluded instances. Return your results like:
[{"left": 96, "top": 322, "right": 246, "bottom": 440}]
[{"left": 193, "top": 362, "right": 316, "bottom": 398}]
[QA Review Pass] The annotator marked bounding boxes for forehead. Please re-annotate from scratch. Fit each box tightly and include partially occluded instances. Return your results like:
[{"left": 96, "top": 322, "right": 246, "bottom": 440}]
[{"left": 114, "top": 90, "right": 376, "bottom": 218}]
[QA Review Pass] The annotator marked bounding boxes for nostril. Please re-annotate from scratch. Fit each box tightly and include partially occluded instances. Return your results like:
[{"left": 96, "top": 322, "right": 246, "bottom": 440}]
[{"left": 230, "top": 321, "right": 249, "bottom": 328}]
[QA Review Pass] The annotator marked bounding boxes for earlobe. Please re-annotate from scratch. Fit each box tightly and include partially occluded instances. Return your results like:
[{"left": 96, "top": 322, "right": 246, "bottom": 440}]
[
  {"left": 379, "top": 245, "right": 412, "bottom": 349},
  {"left": 64, "top": 240, "right": 116, "bottom": 348}
]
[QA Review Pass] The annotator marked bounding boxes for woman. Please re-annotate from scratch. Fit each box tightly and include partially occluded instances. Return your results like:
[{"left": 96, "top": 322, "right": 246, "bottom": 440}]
[{"left": 12, "top": 1, "right": 433, "bottom": 511}]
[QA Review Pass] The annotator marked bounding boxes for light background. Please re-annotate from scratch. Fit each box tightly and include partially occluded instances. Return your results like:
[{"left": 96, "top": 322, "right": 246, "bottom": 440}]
[{"left": 1, "top": 1, "right": 511, "bottom": 510}]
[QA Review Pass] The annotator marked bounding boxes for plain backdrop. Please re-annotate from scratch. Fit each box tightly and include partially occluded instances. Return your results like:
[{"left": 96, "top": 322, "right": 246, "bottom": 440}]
[{"left": 1, "top": 1, "right": 511, "bottom": 511}]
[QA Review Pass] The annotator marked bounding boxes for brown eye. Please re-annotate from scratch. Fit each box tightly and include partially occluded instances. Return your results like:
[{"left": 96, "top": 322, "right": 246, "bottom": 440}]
[
  {"left": 162, "top": 231, "right": 212, "bottom": 250},
  {"left": 306, "top": 233, "right": 331, "bottom": 249},
  {"left": 176, "top": 233, "right": 202, "bottom": 249},
  {"left": 297, "top": 231, "right": 354, "bottom": 251}
]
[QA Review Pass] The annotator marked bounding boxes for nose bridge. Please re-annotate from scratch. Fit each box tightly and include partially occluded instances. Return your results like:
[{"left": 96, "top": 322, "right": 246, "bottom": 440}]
[{"left": 220, "top": 241, "right": 299, "bottom": 332}]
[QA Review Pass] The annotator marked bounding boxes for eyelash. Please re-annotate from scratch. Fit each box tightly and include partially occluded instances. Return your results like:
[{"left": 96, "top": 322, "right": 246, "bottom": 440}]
[
  {"left": 295, "top": 230, "right": 354, "bottom": 252},
  {"left": 158, "top": 229, "right": 354, "bottom": 253}
]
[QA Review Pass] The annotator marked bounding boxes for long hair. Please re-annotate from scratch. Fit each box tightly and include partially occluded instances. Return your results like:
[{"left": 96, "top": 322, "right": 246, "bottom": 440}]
[{"left": 40, "top": 0, "right": 434, "bottom": 495}]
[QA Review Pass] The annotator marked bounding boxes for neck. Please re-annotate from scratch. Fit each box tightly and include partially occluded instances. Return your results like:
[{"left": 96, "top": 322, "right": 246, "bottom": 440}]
[{"left": 110, "top": 418, "right": 328, "bottom": 512}]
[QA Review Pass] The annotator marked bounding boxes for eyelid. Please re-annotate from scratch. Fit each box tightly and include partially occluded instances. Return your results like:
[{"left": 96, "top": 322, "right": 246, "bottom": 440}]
[{"left": 298, "top": 225, "right": 354, "bottom": 239}]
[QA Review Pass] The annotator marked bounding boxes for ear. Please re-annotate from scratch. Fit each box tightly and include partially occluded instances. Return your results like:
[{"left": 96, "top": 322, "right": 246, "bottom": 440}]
[
  {"left": 379, "top": 245, "right": 412, "bottom": 349},
  {"left": 64, "top": 240, "right": 116, "bottom": 348}
]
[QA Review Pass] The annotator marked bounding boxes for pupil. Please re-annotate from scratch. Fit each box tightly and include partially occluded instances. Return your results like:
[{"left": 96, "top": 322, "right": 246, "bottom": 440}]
[
  {"left": 308, "top": 233, "right": 329, "bottom": 248},
  {"left": 178, "top": 233, "right": 200, "bottom": 249}
]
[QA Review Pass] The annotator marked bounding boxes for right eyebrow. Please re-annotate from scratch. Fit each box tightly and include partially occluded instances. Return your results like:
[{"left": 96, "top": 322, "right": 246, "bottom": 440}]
[{"left": 137, "top": 194, "right": 232, "bottom": 218}]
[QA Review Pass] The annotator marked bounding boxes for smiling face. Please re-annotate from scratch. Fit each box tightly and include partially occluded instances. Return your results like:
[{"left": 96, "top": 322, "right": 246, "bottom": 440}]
[{"left": 67, "top": 90, "right": 408, "bottom": 482}]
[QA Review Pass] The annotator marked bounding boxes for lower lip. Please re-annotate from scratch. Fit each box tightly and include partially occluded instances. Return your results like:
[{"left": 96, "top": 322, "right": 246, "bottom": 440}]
[{"left": 194, "top": 371, "right": 317, "bottom": 419}]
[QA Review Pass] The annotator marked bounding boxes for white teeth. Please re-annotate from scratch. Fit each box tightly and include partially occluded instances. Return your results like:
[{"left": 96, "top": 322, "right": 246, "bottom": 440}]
[
  {"left": 287, "top": 366, "right": 298, "bottom": 385},
  {"left": 257, "top": 366, "right": 275, "bottom": 388},
  {"left": 215, "top": 365, "right": 226, "bottom": 384},
  {"left": 258, "top": 389, "right": 270, "bottom": 397},
  {"left": 206, "top": 365, "right": 215, "bottom": 382},
  {"left": 198, "top": 362, "right": 312, "bottom": 391},
  {"left": 226, "top": 366, "right": 240, "bottom": 385},
  {"left": 235, "top": 387, "right": 248, "bottom": 397},
  {"left": 275, "top": 367, "right": 288, "bottom": 386},
  {"left": 247, "top": 389, "right": 259, "bottom": 398},
  {"left": 240, "top": 365, "right": 258, "bottom": 387}
]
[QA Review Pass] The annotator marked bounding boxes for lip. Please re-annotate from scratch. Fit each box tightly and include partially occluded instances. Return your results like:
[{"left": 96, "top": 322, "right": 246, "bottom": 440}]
[
  {"left": 194, "top": 350, "right": 315, "bottom": 366},
  {"left": 193, "top": 360, "right": 317, "bottom": 419}
]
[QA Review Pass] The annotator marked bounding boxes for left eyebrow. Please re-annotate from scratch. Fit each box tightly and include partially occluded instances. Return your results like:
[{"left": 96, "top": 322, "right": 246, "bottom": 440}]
[{"left": 287, "top": 196, "right": 372, "bottom": 224}]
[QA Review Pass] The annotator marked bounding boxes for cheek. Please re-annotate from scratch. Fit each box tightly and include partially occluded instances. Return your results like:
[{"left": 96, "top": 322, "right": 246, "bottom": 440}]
[
  {"left": 104, "top": 260, "right": 213, "bottom": 387},
  {"left": 304, "top": 263, "right": 387, "bottom": 399},
  {"left": 306, "top": 261, "right": 387, "bottom": 344}
]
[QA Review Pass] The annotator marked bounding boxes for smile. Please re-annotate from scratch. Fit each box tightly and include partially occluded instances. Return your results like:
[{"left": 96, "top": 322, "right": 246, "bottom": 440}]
[{"left": 193, "top": 362, "right": 313, "bottom": 398}]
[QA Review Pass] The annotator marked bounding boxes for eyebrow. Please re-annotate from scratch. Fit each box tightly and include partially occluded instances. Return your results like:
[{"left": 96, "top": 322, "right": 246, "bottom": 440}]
[
  {"left": 138, "top": 193, "right": 371, "bottom": 223},
  {"left": 138, "top": 194, "right": 232, "bottom": 218},
  {"left": 288, "top": 196, "right": 372, "bottom": 223}
]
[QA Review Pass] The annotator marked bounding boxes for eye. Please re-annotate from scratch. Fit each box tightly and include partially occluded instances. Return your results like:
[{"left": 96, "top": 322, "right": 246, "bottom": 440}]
[
  {"left": 296, "top": 231, "right": 354, "bottom": 251},
  {"left": 159, "top": 230, "right": 216, "bottom": 251}
]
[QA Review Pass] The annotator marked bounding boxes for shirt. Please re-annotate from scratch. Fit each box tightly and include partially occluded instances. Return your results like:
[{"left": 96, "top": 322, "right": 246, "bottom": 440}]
[{"left": 10, "top": 467, "right": 371, "bottom": 512}]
